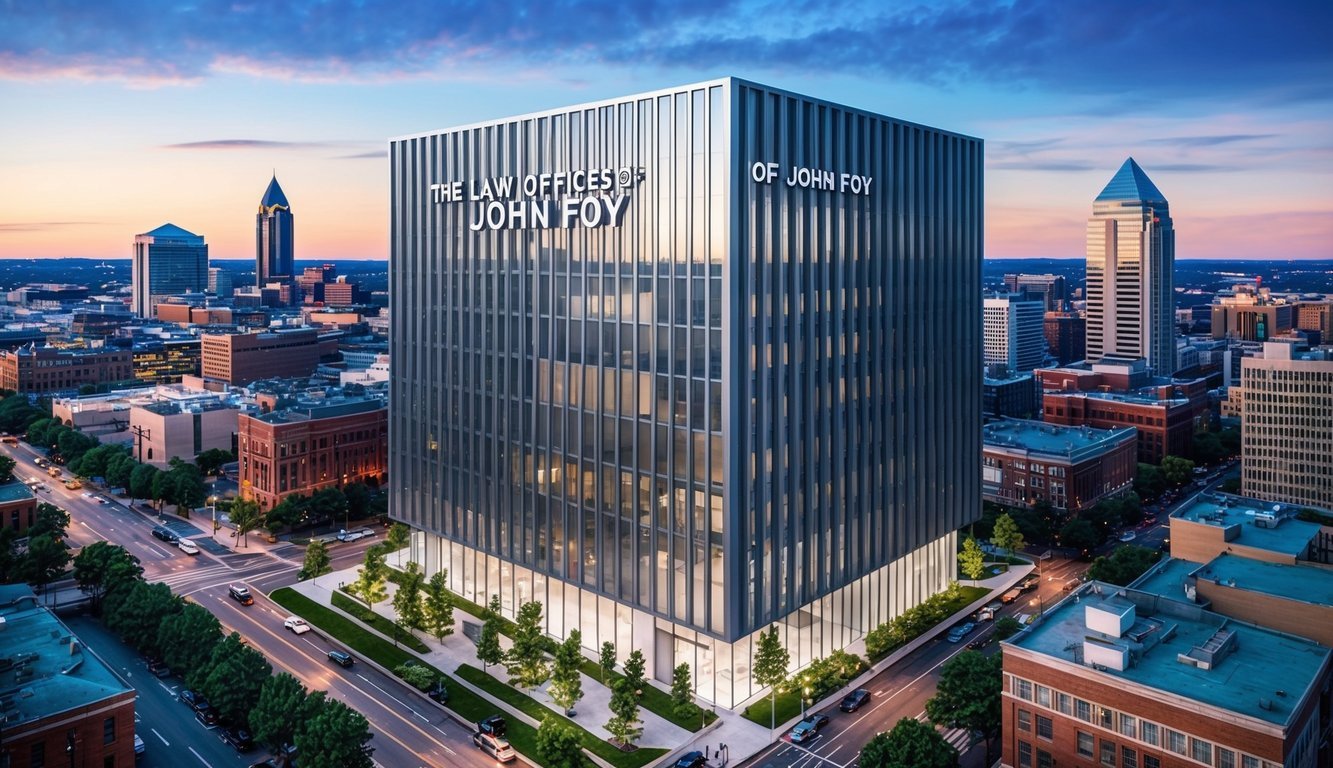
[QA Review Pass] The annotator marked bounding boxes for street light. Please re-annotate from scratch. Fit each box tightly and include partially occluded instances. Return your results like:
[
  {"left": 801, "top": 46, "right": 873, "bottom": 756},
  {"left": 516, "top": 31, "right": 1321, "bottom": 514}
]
[{"left": 800, "top": 675, "right": 811, "bottom": 719}]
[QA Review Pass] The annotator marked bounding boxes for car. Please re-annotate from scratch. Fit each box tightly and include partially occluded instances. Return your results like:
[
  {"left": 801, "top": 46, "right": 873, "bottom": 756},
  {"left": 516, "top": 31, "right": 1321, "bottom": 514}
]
[
  {"left": 336, "top": 528, "right": 366, "bottom": 542},
  {"left": 472, "top": 732, "right": 516, "bottom": 763},
  {"left": 477, "top": 715, "right": 507, "bottom": 738},
  {"left": 151, "top": 526, "right": 178, "bottom": 543},
  {"left": 947, "top": 622, "right": 976, "bottom": 643},
  {"left": 220, "top": 726, "right": 255, "bottom": 752},
  {"left": 134, "top": 733, "right": 145, "bottom": 756},
  {"left": 327, "top": 650, "right": 354, "bottom": 667},
  {"left": 975, "top": 606, "right": 995, "bottom": 622},
  {"left": 229, "top": 584, "right": 254, "bottom": 605},
  {"left": 788, "top": 713, "right": 830, "bottom": 743},
  {"left": 178, "top": 689, "right": 205, "bottom": 710},
  {"left": 839, "top": 688, "right": 870, "bottom": 712},
  {"left": 675, "top": 750, "right": 708, "bottom": 768},
  {"left": 1062, "top": 578, "right": 1082, "bottom": 592},
  {"left": 195, "top": 706, "right": 219, "bottom": 727},
  {"left": 284, "top": 616, "right": 311, "bottom": 635},
  {"left": 967, "top": 636, "right": 989, "bottom": 650},
  {"left": 427, "top": 679, "right": 449, "bottom": 703},
  {"left": 1118, "top": 530, "right": 1137, "bottom": 542},
  {"left": 1001, "top": 587, "right": 1022, "bottom": 604},
  {"left": 1019, "top": 575, "right": 1040, "bottom": 593},
  {"left": 177, "top": 539, "right": 200, "bottom": 555},
  {"left": 147, "top": 659, "right": 170, "bottom": 677}
]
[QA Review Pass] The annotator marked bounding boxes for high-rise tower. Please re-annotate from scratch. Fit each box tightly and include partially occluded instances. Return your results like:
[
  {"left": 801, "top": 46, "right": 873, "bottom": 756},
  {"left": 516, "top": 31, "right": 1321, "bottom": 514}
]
[
  {"left": 256, "top": 175, "right": 294, "bottom": 290},
  {"left": 131, "top": 223, "right": 208, "bottom": 318},
  {"left": 1085, "top": 158, "right": 1176, "bottom": 375}
]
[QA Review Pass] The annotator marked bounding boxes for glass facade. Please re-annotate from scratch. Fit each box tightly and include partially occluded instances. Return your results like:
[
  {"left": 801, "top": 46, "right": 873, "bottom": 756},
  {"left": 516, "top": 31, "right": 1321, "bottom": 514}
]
[{"left": 390, "top": 79, "right": 981, "bottom": 707}]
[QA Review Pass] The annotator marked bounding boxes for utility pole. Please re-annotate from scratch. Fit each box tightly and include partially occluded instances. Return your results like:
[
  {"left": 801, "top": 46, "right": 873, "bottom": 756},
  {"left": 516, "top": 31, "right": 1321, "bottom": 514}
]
[{"left": 130, "top": 425, "right": 150, "bottom": 463}]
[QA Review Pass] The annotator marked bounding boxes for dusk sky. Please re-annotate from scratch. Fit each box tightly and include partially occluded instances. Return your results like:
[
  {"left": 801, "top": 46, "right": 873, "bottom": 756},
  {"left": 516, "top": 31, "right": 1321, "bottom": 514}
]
[{"left": 1, "top": 1, "right": 1330, "bottom": 262}]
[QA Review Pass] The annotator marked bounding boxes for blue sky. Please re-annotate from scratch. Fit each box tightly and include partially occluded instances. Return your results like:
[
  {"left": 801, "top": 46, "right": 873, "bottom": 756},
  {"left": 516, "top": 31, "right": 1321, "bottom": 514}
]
[{"left": 1, "top": 0, "right": 1330, "bottom": 260}]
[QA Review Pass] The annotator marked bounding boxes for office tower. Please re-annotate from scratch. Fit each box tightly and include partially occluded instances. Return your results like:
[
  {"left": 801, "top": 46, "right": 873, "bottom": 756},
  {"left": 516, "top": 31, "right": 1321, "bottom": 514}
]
[
  {"left": 256, "top": 175, "right": 294, "bottom": 290},
  {"left": 1003, "top": 273, "right": 1068, "bottom": 311},
  {"left": 1085, "top": 158, "right": 1176, "bottom": 375},
  {"left": 1240, "top": 342, "right": 1333, "bottom": 509},
  {"left": 131, "top": 223, "right": 208, "bottom": 318},
  {"left": 390, "top": 78, "right": 982, "bottom": 707},
  {"left": 985, "top": 294, "right": 1046, "bottom": 372},
  {"left": 1043, "top": 312, "right": 1086, "bottom": 365},
  {"left": 208, "top": 267, "right": 234, "bottom": 298}
]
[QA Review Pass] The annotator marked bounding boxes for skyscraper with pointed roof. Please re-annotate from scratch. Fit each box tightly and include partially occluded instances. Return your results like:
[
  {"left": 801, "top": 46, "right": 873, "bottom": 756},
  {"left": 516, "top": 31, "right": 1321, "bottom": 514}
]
[
  {"left": 256, "top": 175, "right": 294, "bottom": 291},
  {"left": 131, "top": 222, "right": 208, "bottom": 318},
  {"left": 1085, "top": 158, "right": 1176, "bottom": 375}
]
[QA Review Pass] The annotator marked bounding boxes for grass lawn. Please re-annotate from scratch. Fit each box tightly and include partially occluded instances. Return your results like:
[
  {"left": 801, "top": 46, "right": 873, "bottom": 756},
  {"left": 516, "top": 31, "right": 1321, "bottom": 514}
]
[
  {"left": 330, "top": 590, "right": 431, "bottom": 653},
  {"left": 742, "top": 690, "right": 804, "bottom": 729},
  {"left": 456, "top": 664, "right": 668, "bottom": 768}
]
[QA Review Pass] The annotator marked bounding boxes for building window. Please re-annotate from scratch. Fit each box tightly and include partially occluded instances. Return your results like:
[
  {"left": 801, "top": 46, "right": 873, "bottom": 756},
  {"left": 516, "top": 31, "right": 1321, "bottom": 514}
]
[
  {"left": 1101, "top": 739, "right": 1117, "bottom": 767},
  {"left": 1241, "top": 757, "right": 1259, "bottom": 768},
  {"left": 1099, "top": 706, "right": 1114, "bottom": 729},
  {"left": 1036, "top": 715, "right": 1052, "bottom": 740},
  {"left": 1122, "top": 746, "right": 1138, "bottom": 768},
  {"left": 1037, "top": 750, "right": 1053, "bottom": 768},
  {"left": 1216, "top": 748, "right": 1235, "bottom": 768},
  {"left": 1036, "top": 685, "right": 1050, "bottom": 707},
  {"left": 104, "top": 715, "right": 116, "bottom": 744},
  {"left": 1141, "top": 721, "right": 1158, "bottom": 746},
  {"left": 1167, "top": 730, "right": 1187, "bottom": 755},
  {"left": 1018, "top": 740, "right": 1033, "bottom": 768},
  {"left": 1191, "top": 738, "right": 1213, "bottom": 765},
  {"left": 1119, "top": 714, "right": 1136, "bottom": 739},
  {"left": 1076, "top": 699, "right": 1092, "bottom": 722},
  {"left": 1077, "top": 731, "right": 1094, "bottom": 757},
  {"left": 1015, "top": 678, "right": 1033, "bottom": 700},
  {"left": 1143, "top": 757, "right": 1160, "bottom": 768},
  {"left": 1057, "top": 692, "right": 1072, "bottom": 715},
  {"left": 31, "top": 742, "right": 45, "bottom": 768},
  {"left": 1018, "top": 710, "right": 1031, "bottom": 731}
]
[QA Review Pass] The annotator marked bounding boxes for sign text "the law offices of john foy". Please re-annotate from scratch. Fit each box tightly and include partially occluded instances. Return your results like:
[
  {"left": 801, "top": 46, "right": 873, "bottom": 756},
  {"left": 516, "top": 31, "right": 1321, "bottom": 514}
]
[{"left": 431, "top": 167, "right": 646, "bottom": 231}]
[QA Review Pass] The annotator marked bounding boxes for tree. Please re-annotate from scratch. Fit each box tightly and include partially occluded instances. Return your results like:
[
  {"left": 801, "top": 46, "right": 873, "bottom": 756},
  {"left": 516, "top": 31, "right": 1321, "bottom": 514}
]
[
  {"left": 622, "top": 649, "right": 647, "bottom": 696},
  {"left": 1134, "top": 463, "right": 1166, "bottom": 501},
  {"left": 1191, "top": 431, "right": 1226, "bottom": 466},
  {"left": 105, "top": 451, "right": 136, "bottom": 491},
  {"left": 348, "top": 546, "right": 387, "bottom": 610},
  {"left": 393, "top": 561, "right": 426, "bottom": 635},
  {"left": 250, "top": 673, "right": 309, "bottom": 753},
  {"left": 1058, "top": 518, "right": 1100, "bottom": 554},
  {"left": 476, "top": 595, "right": 505, "bottom": 671},
  {"left": 309, "top": 486, "right": 348, "bottom": 529},
  {"left": 1087, "top": 545, "right": 1162, "bottom": 586},
  {"left": 129, "top": 463, "right": 160, "bottom": 504},
  {"left": 72, "top": 542, "right": 143, "bottom": 612},
  {"left": 29, "top": 503, "right": 70, "bottom": 540},
  {"left": 1218, "top": 426, "right": 1241, "bottom": 457},
  {"left": 860, "top": 718, "right": 958, "bottom": 768},
  {"left": 0, "top": 454, "right": 14, "bottom": 483},
  {"left": 194, "top": 447, "right": 233, "bottom": 476},
  {"left": 344, "top": 482, "right": 372, "bottom": 520},
  {"left": 294, "top": 697, "right": 374, "bottom": 768},
  {"left": 266, "top": 494, "right": 306, "bottom": 533},
  {"left": 229, "top": 497, "right": 262, "bottom": 547},
  {"left": 536, "top": 716, "right": 584, "bottom": 768},
  {"left": 300, "top": 539, "right": 332, "bottom": 583},
  {"left": 386, "top": 522, "right": 411, "bottom": 550},
  {"left": 506, "top": 600, "right": 550, "bottom": 693},
  {"left": 394, "top": 663, "right": 437, "bottom": 691},
  {"left": 752, "top": 625, "right": 790, "bottom": 732},
  {"left": 925, "top": 650, "right": 1002, "bottom": 764},
  {"left": 959, "top": 537, "right": 986, "bottom": 583},
  {"left": 422, "top": 569, "right": 456, "bottom": 643},
  {"left": 165, "top": 458, "right": 206, "bottom": 514},
  {"left": 105, "top": 581, "right": 181, "bottom": 657},
  {"left": 157, "top": 603, "right": 222, "bottom": 681},
  {"left": 604, "top": 678, "right": 643, "bottom": 747},
  {"left": 670, "top": 663, "right": 698, "bottom": 719},
  {"left": 1160, "top": 455, "right": 1196, "bottom": 487},
  {"left": 991, "top": 512, "right": 1025, "bottom": 557},
  {"left": 598, "top": 641, "right": 617, "bottom": 684},
  {"left": 199, "top": 635, "right": 272, "bottom": 726},
  {"left": 22, "top": 533, "right": 70, "bottom": 597},
  {"left": 548, "top": 629, "right": 584, "bottom": 715},
  {"left": 993, "top": 616, "right": 1023, "bottom": 642}
]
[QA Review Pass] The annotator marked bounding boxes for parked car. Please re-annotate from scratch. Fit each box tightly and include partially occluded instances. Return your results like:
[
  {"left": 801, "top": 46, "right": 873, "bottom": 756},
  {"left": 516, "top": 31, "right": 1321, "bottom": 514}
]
[
  {"left": 146, "top": 659, "right": 170, "bottom": 678},
  {"left": 195, "top": 706, "right": 219, "bottom": 727},
  {"left": 177, "top": 539, "right": 200, "bottom": 555},
  {"left": 1001, "top": 587, "right": 1022, "bottom": 604},
  {"left": 1062, "top": 578, "right": 1082, "bottom": 593},
  {"left": 179, "top": 689, "right": 206, "bottom": 711},
  {"left": 284, "top": 616, "right": 311, "bottom": 635},
  {"left": 1118, "top": 530, "right": 1137, "bottom": 542},
  {"left": 674, "top": 750, "right": 708, "bottom": 768},
  {"left": 327, "top": 650, "right": 354, "bottom": 668},
  {"left": 220, "top": 726, "right": 255, "bottom": 752},
  {"left": 472, "top": 732, "right": 516, "bottom": 763},
  {"left": 1019, "top": 575, "right": 1041, "bottom": 593},
  {"left": 976, "top": 606, "right": 995, "bottom": 622},
  {"left": 947, "top": 622, "right": 976, "bottom": 643},
  {"left": 228, "top": 584, "right": 254, "bottom": 605},
  {"left": 134, "top": 733, "right": 145, "bottom": 757},
  {"left": 788, "top": 713, "right": 830, "bottom": 743},
  {"left": 839, "top": 688, "right": 871, "bottom": 712},
  {"left": 477, "top": 715, "right": 507, "bottom": 738},
  {"left": 151, "top": 526, "right": 178, "bottom": 543}
]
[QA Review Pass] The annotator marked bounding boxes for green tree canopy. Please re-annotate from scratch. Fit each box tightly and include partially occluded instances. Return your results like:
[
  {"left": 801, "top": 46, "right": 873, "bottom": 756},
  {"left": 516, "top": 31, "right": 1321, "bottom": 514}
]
[
  {"left": 73, "top": 542, "right": 143, "bottom": 611},
  {"left": 300, "top": 539, "right": 332, "bottom": 582},
  {"left": 860, "top": 718, "right": 958, "bottom": 768},
  {"left": 752, "top": 625, "right": 790, "bottom": 731},
  {"left": 22, "top": 533, "right": 70, "bottom": 594},
  {"left": 157, "top": 603, "right": 222, "bottom": 682},
  {"left": 536, "top": 716, "right": 584, "bottom": 768},
  {"left": 386, "top": 522, "right": 411, "bottom": 550},
  {"left": 0, "top": 454, "right": 14, "bottom": 484},
  {"left": 925, "top": 650, "right": 1002, "bottom": 760},
  {"left": 598, "top": 641, "right": 617, "bottom": 684},
  {"left": 505, "top": 600, "right": 551, "bottom": 693},
  {"left": 194, "top": 447, "right": 233, "bottom": 476},
  {"left": 129, "top": 463, "right": 160, "bottom": 503},
  {"left": 1059, "top": 518, "right": 1100, "bottom": 553},
  {"left": 29, "top": 503, "right": 70, "bottom": 540},
  {"left": 295, "top": 697, "right": 374, "bottom": 768},
  {"left": 348, "top": 546, "right": 388, "bottom": 610},
  {"left": 343, "top": 482, "right": 372, "bottom": 519},
  {"left": 548, "top": 628, "right": 584, "bottom": 714},
  {"left": 393, "top": 561, "right": 426, "bottom": 633},
  {"left": 990, "top": 512, "right": 1025, "bottom": 556},
  {"left": 622, "top": 649, "right": 647, "bottom": 696},
  {"left": 1134, "top": 463, "right": 1166, "bottom": 501},
  {"left": 1087, "top": 544, "right": 1162, "bottom": 586},
  {"left": 476, "top": 594, "right": 504, "bottom": 671},
  {"left": 604, "top": 677, "right": 644, "bottom": 747},
  {"left": 959, "top": 537, "right": 986, "bottom": 582},
  {"left": 670, "top": 662, "right": 698, "bottom": 719},
  {"left": 422, "top": 569, "right": 455, "bottom": 643},
  {"left": 199, "top": 634, "right": 273, "bottom": 726},
  {"left": 250, "top": 673, "right": 309, "bottom": 753},
  {"left": 1160, "top": 455, "right": 1196, "bottom": 487},
  {"left": 106, "top": 581, "right": 181, "bottom": 657},
  {"left": 228, "top": 497, "right": 261, "bottom": 547}
]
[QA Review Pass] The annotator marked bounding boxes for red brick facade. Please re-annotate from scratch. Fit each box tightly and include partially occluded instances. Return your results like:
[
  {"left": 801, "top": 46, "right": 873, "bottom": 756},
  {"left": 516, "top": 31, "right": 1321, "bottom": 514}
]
[
  {"left": 238, "top": 401, "right": 387, "bottom": 510},
  {"left": 1, "top": 687, "right": 137, "bottom": 768},
  {"left": 0, "top": 346, "right": 133, "bottom": 394},
  {"left": 200, "top": 328, "right": 320, "bottom": 385}
]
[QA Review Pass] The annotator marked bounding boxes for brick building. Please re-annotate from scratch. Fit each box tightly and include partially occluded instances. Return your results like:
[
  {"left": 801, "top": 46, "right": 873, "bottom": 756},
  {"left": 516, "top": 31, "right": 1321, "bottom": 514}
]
[
  {"left": 1003, "top": 584, "right": 1330, "bottom": 768},
  {"left": 0, "top": 345, "right": 133, "bottom": 394},
  {"left": 200, "top": 328, "right": 320, "bottom": 386},
  {"left": 982, "top": 418, "right": 1137, "bottom": 512},
  {"left": 0, "top": 482, "right": 38, "bottom": 534},
  {"left": 0, "top": 585, "right": 138, "bottom": 768},
  {"left": 238, "top": 398, "right": 386, "bottom": 510}
]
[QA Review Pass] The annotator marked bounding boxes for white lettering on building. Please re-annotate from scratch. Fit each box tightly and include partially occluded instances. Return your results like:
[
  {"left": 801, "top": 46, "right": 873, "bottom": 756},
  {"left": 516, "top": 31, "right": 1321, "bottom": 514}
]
[
  {"left": 430, "top": 167, "right": 645, "bottom": 232},
  {"left": 750, "top": 161, "right": 873, "bottom": 196}
]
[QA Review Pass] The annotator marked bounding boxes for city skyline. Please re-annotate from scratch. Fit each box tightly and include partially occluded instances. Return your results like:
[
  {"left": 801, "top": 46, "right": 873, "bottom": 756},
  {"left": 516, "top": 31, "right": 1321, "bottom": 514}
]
[{"left": 1, "top": 1, "right": 1330, "bottom": 263}]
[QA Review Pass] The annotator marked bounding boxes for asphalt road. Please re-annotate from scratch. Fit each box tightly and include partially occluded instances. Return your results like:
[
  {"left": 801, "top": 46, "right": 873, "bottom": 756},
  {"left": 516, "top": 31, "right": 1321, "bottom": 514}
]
[{"left": 6, "top": 442, "right": 496, "bottom": 768}]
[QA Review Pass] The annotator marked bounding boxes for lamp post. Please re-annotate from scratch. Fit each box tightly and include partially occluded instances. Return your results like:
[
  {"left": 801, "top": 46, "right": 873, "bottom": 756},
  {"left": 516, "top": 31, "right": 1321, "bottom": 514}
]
[
  {"left": 208, "top": 496, "right": 218, "bottom": 540},
  {"left": 800, "top": 675, "right": 810, "bottom": 719}
]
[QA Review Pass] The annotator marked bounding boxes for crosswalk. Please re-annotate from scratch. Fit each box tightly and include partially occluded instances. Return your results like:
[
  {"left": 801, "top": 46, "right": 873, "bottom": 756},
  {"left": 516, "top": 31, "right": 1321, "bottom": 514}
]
[
  {"left": 914, "top": 712, "right": 972, "bottom": 754},
  {"left": 158, "top": 562, "right": 294, "bottom": 592}
]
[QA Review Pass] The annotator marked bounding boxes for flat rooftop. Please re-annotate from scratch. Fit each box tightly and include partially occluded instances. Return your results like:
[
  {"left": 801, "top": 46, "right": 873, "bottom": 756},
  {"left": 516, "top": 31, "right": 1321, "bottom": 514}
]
[
  {"left": 1195, "top": 554, "right": 1333, "bottom": 609},
  {"left": 252, "top": 397, "right": 385, "bottom": 424},
  {"left": 0, "top": 481, "right": 34, "bottom": 504},
  {"left": 1173, "top": 493, "right": 1320, "bottom": 557},
  {"left": 983, "top": 418, "right": 1135, "bottom": 458},
  {"left": 1131, "top": 556, "right": 1201, "bottom": 600},
  {"left": 1009, "top": 583, "right": 1329, "bottom": 726},
  {"left": 1046, "top": 390, "right": 1190, "bottom": 407},
  {"left": 0, "top": 585, "right": 133, "bottom": 727}
]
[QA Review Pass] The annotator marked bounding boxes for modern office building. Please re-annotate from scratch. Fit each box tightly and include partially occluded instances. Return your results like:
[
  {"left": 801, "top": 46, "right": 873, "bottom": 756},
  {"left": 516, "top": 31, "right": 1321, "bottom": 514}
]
[
  {"left": 1085, "top": 159, "right": 1176, "bottom": 375},
  {"left": 1043, "top": 312, "right": 1086, "bottom": 365},
  {"left": 200, "top": 328, "right": 321, "bottom": 386},
  {"left": 0, "top": 345, "right": 133, "bottom": 394},
  {"left": 1004, "top": 273, "right": 1068, "bottom": 311},
  {"left": 389, "top": 78, "right": 982, "bottom": 707},
  {"left": 256, "top": 175, "right": 294, "bottom": 290},
  {"left": 985, "top": 294, "right": 1046, "bottom": 372},
  {"left": 1239, "top": 342, "right": 1333, "bottom": 510},
  {"left": 131, "top": 223, "right": 209, "bottom": 318},
  {"left": 208, "top": 266, "right": 234, "bottom": 298},
  {"left": 982, "top": 418, "right": 1136, "bottom": 513},
  {"left": 130, "top": 338, "right": 202, "bottom": 384},
  {"left": 983, "top": 369, "right": 1037, "bottom": 421},
  {"left": 1210, "top": 289, "right": 1295, "bottom": 342}
]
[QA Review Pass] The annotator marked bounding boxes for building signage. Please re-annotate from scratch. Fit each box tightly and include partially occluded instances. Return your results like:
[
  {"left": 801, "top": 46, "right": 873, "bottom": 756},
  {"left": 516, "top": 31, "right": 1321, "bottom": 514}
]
[
  {"left": 431, "top": 167, "right": 646, "bottom": 231},
  {"left": 750, "top": 161, "right": 873, "bottom": 195}
]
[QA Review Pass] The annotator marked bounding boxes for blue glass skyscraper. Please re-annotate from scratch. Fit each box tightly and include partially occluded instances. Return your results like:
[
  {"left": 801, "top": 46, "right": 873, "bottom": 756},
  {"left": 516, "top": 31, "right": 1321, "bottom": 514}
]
[{"left": 256, "top": 175, "right": 294, "bottom": 289}]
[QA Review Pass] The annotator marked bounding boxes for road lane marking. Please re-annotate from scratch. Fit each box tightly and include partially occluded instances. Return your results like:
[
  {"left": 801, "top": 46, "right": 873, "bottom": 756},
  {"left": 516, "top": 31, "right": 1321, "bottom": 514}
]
[
  {"left": 79, "top": 521, "right": 110, "bottom": 541},
  {"left": 151, "top": 728, "right": 169, "bottom": 745},
  {"left": 188, "top": 746, "right": 213, "bottom": 767},
  {"left": 357, "top": 673, "right": 426, "bottom": 719}
]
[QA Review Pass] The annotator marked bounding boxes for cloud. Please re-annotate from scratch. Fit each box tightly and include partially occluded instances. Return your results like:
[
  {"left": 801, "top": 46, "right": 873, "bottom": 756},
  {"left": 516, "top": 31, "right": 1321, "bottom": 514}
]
[
  {"left": 1143, "top": 135, "right": 1279, "bottom": 148},
  {"left": 0, "top": 221, "right": 101, "bottom": 233},
  {"left": 162, "top": 139, "right": 333, "bottom": 150},
  {"left": 989, "top": 161, "right": 1094, "bottom": 172},
  {"left": 0, "top": 0, "right": 1328, "bottom": 109},
  {"left": 1145, "top": 163, "right": 1230, "bottom": 173},
  {"left": 335, "top": 151, "right": 387, "bottom": 160}
]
